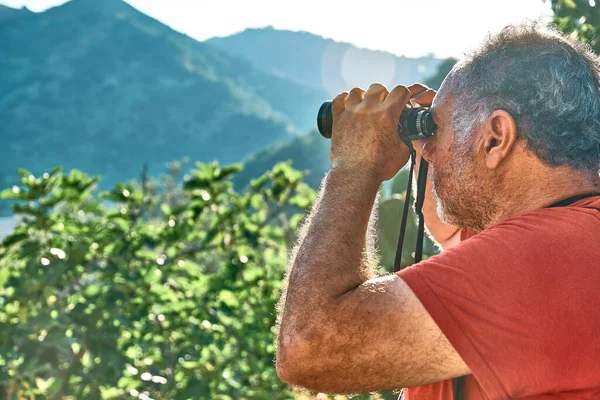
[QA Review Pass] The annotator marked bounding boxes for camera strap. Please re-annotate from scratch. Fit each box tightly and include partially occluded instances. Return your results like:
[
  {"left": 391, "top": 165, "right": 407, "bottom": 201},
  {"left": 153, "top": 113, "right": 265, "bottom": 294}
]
[
  {"left": 392, "top": 150, "right": 429, "bottom": 270},
  {"left": 544, "top": 192, "right": 600, "bottom": 209},
  {"left": 393, "top": 148, "right": 416, "bottom": 269}
]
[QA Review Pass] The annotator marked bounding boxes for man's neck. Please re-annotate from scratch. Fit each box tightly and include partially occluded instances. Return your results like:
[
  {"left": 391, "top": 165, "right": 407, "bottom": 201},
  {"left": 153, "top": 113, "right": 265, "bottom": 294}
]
[{"left": 489, "top": 167, "right": 600, "bottom": 229}]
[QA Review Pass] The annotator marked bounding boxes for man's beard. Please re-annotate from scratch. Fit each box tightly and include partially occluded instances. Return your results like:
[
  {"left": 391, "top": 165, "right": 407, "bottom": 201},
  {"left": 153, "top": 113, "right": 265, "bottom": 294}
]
[{"left": 430, "top": 140, "right": 498, "bottom": 233}]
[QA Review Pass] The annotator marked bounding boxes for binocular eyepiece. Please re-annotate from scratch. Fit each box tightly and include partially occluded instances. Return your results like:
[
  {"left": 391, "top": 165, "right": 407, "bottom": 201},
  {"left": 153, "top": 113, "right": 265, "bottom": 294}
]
[{"left": 317, "top": 101, "right": 437, "bottom": 142}]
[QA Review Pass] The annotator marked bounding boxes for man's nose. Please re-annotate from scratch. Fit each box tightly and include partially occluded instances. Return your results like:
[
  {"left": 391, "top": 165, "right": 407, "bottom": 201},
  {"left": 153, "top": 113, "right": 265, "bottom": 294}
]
[{"left": 421, "top": 136, "right": 437, "bottom": 164}]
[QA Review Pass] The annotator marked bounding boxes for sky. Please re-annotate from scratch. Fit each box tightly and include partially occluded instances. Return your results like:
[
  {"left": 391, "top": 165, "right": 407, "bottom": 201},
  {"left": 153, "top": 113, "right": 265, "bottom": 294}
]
[{"left": 1, "top": 0, "right": 552, "bottom": 58}]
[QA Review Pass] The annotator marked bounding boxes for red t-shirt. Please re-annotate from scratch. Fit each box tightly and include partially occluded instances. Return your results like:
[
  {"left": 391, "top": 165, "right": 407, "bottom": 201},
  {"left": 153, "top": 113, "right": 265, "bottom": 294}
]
[{"left": 397, "top": 196, "right": 600, "bottom": 400}]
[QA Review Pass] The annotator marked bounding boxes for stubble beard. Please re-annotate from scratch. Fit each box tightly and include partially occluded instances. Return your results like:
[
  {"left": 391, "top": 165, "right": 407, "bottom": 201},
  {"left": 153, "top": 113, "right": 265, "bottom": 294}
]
[{"left": 431, "top": 142, "right": 498, "bottom": 233}]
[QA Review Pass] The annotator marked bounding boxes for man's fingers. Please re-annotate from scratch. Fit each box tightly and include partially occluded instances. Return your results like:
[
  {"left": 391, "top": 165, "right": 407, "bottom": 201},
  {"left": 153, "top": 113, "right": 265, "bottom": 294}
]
[
  {"left": 331, "top": 92, "right": 348, "bottom": 118},
  {"left": 407, "top": 83, "right": 430, "bottom": 98},
  {"left": 347, "top": 87, "right": 365, "bottom": 107},
  {"left": 334, "top": 83, "right": 426, "bottom": 122},
  {"left": 412, "top": 89, "right": 437, "bottom": 107},
  {"left": 364, "top": 83, "right": 389, "bottom": 104},
  {"left": 383, "top": 85, "right": 411, "bottom": 115}
]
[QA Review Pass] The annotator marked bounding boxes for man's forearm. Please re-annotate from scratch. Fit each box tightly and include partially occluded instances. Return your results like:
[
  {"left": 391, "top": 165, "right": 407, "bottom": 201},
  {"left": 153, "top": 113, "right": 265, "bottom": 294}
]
[{"left": 277, "top": 165, "right": 382, "bottom": 340}]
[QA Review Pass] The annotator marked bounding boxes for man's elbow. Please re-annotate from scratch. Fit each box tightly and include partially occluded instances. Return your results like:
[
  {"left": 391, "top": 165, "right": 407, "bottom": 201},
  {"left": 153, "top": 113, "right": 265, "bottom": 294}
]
[
  {"left": 276, "top": 357, "right": 327, "bottom": 393},
  {"left": 275, "top": 350, "right": 297, "bottom": 386},
  {"left": 276, "top": 335, "right": 306, "bottom": 383},
  {"left": 276, "top": 334, "right": 322, "bottom": 390}
]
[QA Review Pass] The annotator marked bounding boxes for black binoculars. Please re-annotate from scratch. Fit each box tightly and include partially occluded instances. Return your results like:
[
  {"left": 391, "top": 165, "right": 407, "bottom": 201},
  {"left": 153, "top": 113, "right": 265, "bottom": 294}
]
[{"left": 317, "top": 101, "right": 437, "bottom": 142}]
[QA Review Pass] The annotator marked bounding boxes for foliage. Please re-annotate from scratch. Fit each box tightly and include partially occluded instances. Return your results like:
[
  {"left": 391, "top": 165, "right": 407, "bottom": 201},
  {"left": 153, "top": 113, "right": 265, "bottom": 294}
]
[
  {"left": 0, "top": 162, "right": 317, "bottom": 399},
  {"left": 0, "top": 161, "right": 427, "bottom": 400},
  {"left": 546, "top": 0, "right": 600, "bottom": 53}
]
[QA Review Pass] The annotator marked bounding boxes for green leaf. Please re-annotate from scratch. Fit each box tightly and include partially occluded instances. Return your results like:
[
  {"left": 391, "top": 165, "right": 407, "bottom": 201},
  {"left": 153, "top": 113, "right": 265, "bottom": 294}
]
[
  {"left": 2, "top": 232, "right": 28, "bottom": 247},
  {"left": 0, "top": 267, "right": 9, "bottom": 287},
  {"left": 17, "top": 168, "right": 31, "bottom": 180},
  {"left": 218, "top": 290, "right": 239, "bottom": 308},
  {"left": 12, "top": 204, "right": 42, "bottom": 217},
  {"left": 160, "top": 203, "right": 172, "bottom": 216},
  {"left": 84, "top": 285, "right": 101, "bottom": 297},
  {"left": 214, "top": 164, "right": 243, "bottom": 181}
]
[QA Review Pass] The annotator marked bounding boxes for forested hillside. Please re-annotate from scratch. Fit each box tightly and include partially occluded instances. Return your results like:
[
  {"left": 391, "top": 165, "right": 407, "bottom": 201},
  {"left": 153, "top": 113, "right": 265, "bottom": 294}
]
[{"left": 0, "top": 0, "right": 325, "bottom": 214}]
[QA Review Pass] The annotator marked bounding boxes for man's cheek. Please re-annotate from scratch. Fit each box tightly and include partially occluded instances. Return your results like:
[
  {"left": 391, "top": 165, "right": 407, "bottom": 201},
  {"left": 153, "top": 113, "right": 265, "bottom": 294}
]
[{"left": 430, "top": 168, "right": 444, "bottom": 198}]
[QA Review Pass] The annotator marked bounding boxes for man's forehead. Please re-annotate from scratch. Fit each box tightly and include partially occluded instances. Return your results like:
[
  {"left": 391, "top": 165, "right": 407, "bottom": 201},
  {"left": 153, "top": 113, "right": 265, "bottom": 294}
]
[{"left": 430, "top": 89, "right": 453, "bottom": 120}]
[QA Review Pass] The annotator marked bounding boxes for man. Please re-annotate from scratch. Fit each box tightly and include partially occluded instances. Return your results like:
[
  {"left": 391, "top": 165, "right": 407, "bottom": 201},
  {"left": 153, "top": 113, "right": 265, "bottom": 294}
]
[{"left": 275, "top": 22, "right": 600, "bottom": 399}]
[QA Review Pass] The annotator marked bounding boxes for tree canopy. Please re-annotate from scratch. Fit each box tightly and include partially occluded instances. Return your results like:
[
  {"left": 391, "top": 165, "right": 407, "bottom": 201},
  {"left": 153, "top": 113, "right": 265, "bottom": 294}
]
[{"left": 546, "top": 0, "right": 600, "bottom": 53}]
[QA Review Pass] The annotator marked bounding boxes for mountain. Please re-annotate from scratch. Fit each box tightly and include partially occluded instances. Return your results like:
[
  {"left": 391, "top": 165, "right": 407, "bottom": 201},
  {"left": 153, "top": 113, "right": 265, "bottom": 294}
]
[
  {"left": 207, "top": 27, "right": 443, "bottom": 97},
  {"left": 233, "top": 130, "right": 331, "bottom": 191},
  {"left": 0, "top": 0, "right": 446, "bottom": 220},
  {"left": 0, "top": 0, "right": 326, "bottom": 215},
  {"left": 233, "top": 130, "right": 397, "bottom": 194},
  {"left": 0, "top": 4, "right": 31, "bottom": 20}
]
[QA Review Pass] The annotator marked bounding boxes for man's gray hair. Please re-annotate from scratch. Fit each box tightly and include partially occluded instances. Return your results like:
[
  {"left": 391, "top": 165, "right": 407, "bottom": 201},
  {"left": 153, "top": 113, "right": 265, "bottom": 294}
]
[{"left": 442, "top": 21, "right": 600, "bottom": 173}]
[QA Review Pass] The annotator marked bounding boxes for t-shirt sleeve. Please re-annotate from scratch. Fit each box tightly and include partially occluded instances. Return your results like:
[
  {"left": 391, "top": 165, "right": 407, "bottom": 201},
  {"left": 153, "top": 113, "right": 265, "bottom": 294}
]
[{"left": 397, "top": 207, "right": 600, "bottom": 398}]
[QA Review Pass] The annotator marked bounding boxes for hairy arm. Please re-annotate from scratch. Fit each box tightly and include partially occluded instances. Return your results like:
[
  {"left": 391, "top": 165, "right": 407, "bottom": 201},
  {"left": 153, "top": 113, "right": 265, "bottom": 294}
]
[{"left": 275, "top": 165, "right": 469, "bottom": 394}]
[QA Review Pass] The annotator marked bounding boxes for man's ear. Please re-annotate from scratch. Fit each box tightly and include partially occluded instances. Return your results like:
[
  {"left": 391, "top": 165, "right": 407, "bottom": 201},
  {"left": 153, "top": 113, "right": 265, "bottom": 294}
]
[{"left": 482, "top": 110, "right": 518, "bottom": 169}]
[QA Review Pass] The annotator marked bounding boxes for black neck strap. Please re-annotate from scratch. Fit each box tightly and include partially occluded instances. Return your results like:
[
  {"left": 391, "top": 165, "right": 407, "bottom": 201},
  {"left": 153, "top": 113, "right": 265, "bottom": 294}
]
[
  {"left": 393, "top": 151, "right": 429, "bottom": 271},
  {"left": 414, "top": 158, "right": 429, "bottom": 263},
  {"left": 545, "top": 192, "right": 600, "bottom": 208},
  {"left": 393, "top": 149, "right": 415, "bottom": 270}
]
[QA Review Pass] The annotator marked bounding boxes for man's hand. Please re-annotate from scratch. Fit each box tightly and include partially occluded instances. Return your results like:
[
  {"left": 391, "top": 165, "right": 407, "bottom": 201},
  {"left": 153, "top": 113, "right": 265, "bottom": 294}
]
[{"left": 330, "top": 84, "right": 412, "bottom": 182}]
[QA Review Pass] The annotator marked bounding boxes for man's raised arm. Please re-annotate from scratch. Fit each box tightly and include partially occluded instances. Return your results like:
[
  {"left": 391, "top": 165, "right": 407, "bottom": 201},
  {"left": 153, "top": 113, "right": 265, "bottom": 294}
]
[{"left": 274, "top": 83, "right": 469, "bottom": 394}]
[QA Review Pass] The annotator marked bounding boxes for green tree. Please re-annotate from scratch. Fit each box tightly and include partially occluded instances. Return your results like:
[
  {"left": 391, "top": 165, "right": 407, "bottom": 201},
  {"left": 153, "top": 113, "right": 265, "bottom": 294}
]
[
  {"left": 0, "top": 162, "right": 316, "bottom": 399},
  {"left": 546, "top": 0, "right": 600, "bottom": 52},
  {"left": 0, "top": 161, "right": 433, "bottom": 399}
]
